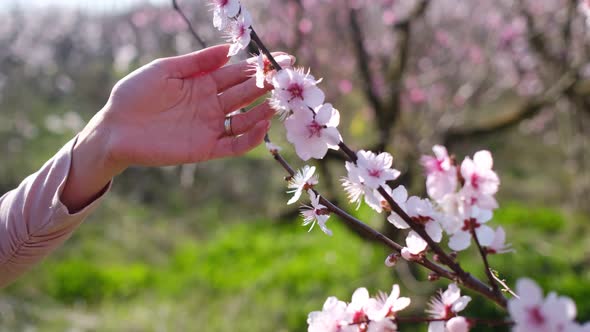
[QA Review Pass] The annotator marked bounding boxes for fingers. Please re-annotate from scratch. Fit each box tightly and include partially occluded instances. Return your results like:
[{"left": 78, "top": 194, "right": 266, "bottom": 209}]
[
  {"left": 210, "top": 56, "right": 257, "bottom": 93},
  {"left": 219, "top": 77, "right": 272, "bottom": 114},
  {"left": 211, "top": 120, "right": 270, "bottom": 159},
  {"left": 228, "top": 102, "right": 275, "bottom": 136},
  {"left": 160, "top": 44, "right": 231, "bottom": 79},
  {"left": 210, "top": 52, "right": 294, "bottom": 93}
]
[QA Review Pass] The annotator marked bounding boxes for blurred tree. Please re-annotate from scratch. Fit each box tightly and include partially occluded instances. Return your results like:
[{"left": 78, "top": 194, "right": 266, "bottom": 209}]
[{"left": 0, "top": 0, "right": 588, "bottom": 212}]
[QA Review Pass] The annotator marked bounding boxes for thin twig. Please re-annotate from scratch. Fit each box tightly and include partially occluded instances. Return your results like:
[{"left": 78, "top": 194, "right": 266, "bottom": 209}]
[
  {"left": 492, "top": 272, "right": 519, "bottom": 299},
  {"left": 267, "top": 143, "right": 456, "bottom": 281},
  {"left": 470, "top": 224, "right": 501, "bottom": 297},
  {"left": 172, "top": 0, "right": 207, "bottom": 48}
]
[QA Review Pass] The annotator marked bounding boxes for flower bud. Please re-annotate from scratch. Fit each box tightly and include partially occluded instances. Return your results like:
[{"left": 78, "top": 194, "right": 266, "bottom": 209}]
[{"left": 385, "top": 253, "right": 399, "bottom": 267}]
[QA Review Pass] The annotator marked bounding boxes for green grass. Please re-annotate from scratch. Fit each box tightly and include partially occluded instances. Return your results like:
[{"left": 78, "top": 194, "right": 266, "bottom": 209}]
[{"left": 2, "top": 199, "right": 589, "bottom": 331}]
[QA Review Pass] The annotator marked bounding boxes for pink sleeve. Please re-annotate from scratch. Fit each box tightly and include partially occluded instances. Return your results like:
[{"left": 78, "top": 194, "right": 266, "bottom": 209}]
[{"left": 0, "top": 137, "right": 111, "bottom": 288}]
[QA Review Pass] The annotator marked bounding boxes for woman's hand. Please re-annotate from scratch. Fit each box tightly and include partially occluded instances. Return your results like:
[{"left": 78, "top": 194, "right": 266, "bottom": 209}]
[
  {"left": 61, "top": 44, "right": 285, "bottom": 211},
  {"left": 105, "top": 44, "right": 277, "bottom": 168}
]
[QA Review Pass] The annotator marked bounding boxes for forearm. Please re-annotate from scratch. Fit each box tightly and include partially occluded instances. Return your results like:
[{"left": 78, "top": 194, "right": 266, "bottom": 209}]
[
  {"left": 61, "top": 109, "right": 125, "bottom": 212},
  {"left": 0, "top": 131, "right": 112, "bottom": 288}
]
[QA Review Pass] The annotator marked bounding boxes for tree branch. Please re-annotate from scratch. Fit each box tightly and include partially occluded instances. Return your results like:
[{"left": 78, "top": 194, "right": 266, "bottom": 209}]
[
  {"left": 444, "top": 71, "right": 577, "bottom": 146},
  {"left": 378, "top": 0, "right": 431, "bottom": 150},
  {"left": 348, "top": 8, "right": 383, "bottom": 115},
  {"left": 392, "top": 0, "right": 431, "bottom": 29},
  {"left": 172, "top": 0, "right": 206, "bottom": 48},
  {"left": 517, "top": 0, "right": 561, "bottom": 67},
  {"left": 470, "top": 225, "right": 501, "bottom": 298},
  {"left": 266, "top": 142, "right": 456, "bottom": 281}
]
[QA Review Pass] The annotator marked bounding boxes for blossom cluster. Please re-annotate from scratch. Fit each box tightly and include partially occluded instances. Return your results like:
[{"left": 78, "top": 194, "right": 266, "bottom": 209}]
[
  {"left": 212, "top": 0, "right": 342, "bottom": 236},
  {"left": 207, "top": 1, "right": 589, "bottom": 331},
  {"left": 307, "top": 285, "right": 410, "bottom": 332},
  {"left": 419, "top": 146, "right": 506, "bottom": 253},
  {"left": 312, "top": 279, "right": 590, "bottom": 331},
  {"left": 338, "top": 144, "right": 511, "bottom": 258},
  {"left": 211, "top": 0, "right": 252, "bottom": 56}
]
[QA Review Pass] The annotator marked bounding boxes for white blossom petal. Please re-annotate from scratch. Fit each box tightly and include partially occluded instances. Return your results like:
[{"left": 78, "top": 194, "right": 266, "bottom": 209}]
[{"left": 448, "top": 231, "right": 471, "bottom": 251}]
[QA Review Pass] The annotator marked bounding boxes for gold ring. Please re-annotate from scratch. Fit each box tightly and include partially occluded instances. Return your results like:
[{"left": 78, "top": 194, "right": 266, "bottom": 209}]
[{"left": 224, "top": 116, "right": 233, "bottom": 136}]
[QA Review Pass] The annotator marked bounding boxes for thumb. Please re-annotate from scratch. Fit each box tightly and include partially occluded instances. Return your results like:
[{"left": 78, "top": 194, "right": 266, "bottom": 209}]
[{"left": 160, "top": 44, "right": 231, "bottom": 79}]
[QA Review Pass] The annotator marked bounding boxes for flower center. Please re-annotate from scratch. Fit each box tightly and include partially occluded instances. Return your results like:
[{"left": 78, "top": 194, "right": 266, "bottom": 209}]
[
  {"left": 217, "top": 0, "right": 229, "bottom": 7},
  {"left": 443, "top": 305, "right": 453, "bottom": 319},
  {"left": 380, "top": 200, "right": 392, "bottom": 212},
  {"left": 352, "top": 310, "right": 367, "bottom": 324},
  {"left": 237, "top": 24, "right": 247, "bottom": 37},
  {"left": 461, "top": 217, "right": 480, "bottom": 231},
  {"left": 411, "top": 215, "right": 433, "bottom": 224},
  {"left": 368, "top": 169, "right": 382, "bottom": 178},
  {"left": 263, "top": 58, "right": 273, "bottom": 74},
  {"left": 470, "top": 173, "right": 480, "bottom": 189},
  {"left": 527, "top": 307, "right": 545, "bottom": 326},
  {"left": 315, "top": 208, "right": 330, "bottom": 216},
  {"left": 287, "top": 83, "right": 304, "bottom": 100},
  {"left": 435, "top": 158, "right": 445, "bottom": 172},
  {"left": 307, "top": 120, "right": 324, "bottom": 138}
]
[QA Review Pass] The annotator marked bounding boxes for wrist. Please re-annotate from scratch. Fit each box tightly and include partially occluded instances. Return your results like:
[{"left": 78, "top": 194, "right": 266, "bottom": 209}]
[
  {"left": 60, "top": 109, "right": 124, "bottom": 212},
  {"left": 78, "top": 110, "right": 127, "bottom": 178}
]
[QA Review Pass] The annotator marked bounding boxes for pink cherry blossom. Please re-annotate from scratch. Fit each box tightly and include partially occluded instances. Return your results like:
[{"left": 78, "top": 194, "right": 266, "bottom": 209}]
[
  {"left": 437, "top": 193, "right": 469, "bottom": 234},
  {"left": 270, "top": 68, "right": 325, "bottom": 115},
  {"left": 448, "top": 207, "right": 495, "bottom": 252},
  {"left": 287, "top": 165, "right": 318, "bottom": 205},
  {"left": 403, "top": 230, "right": 428, "bottom": 255},
  {"left": 485, "top": 226, "right": 514, "bottom": 254},
  {"left": 301, "top": 190, "right": 332, "bottom": 236},
  {"left": 360, "top": 184, "right": 406, "bottom": 216},
  {"left": 392, "top": 196, "right": 442, "bottom": 241},
  {"left": 307, "top": 296, "right": 348, "bottom": 332},
  {"left": 226, "top": 9, "right": 252, "bottom": 56},
  {"left": 342, "top": 161, "right": 397, "bottom": 213},
  {"left": 284, "top": 103, "right": 341, "bottom": 161},
  {"left": 253, "top": 53, "right": 293, "bottom": 89},
  {"left": 362, "top": 183, "right": 408, "bottom": 214},
  {"left": 211, "top": 0, "right": 240, "bottom": 31},
  {"left": 355, "top": 150, "right": 401, "bottom": 189},
  {"left": 426, "top": 284, "right": 472, "bottom": 332},
  {"left": 345, "top": 287, "right": 372, "bottom": 327},
  {"left": 421, "top": 145, "right": 458, "bottom": 201},
  {"left": 342, "top": 161, "right": 371, "bottom": 208},
  {"left": 508, "top": 278, "right": 579, "bottom": 332},
  {"left": 366, "top": 284, "right": 411, "bottom": 321},
  {"left": 460, "top": 150, "right": 500, "bottom": 210}
]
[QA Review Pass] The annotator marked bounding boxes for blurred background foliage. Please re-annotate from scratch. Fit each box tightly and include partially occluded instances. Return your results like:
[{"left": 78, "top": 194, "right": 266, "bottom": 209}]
[{"left": 0, "top": 0, "right": 589, "bottom": 331}]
